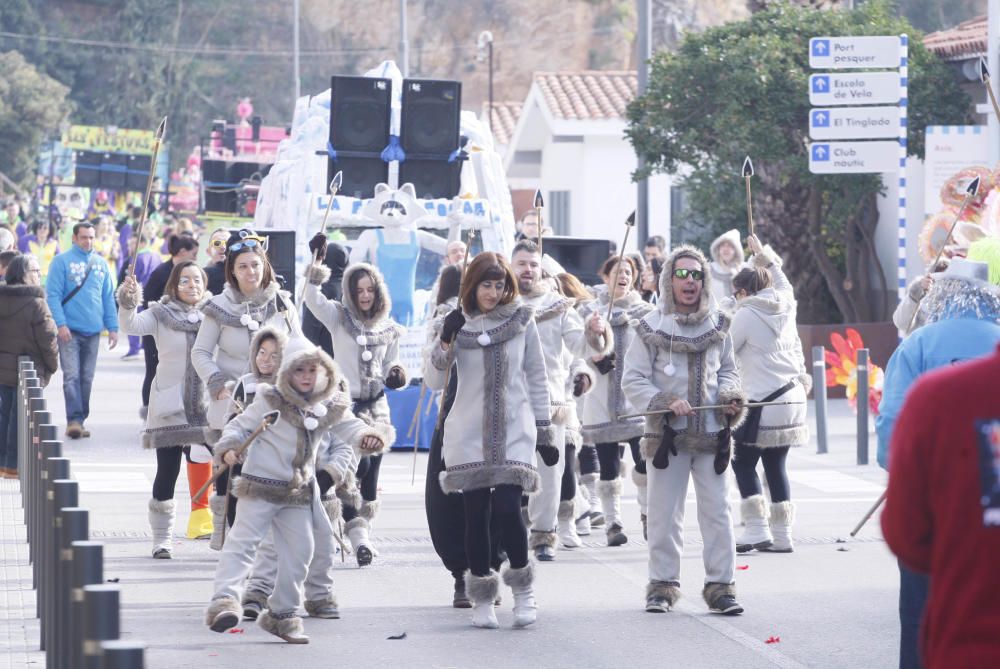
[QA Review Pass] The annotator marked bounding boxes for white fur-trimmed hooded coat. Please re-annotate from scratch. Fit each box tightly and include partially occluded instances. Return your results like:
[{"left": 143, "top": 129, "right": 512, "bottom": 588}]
[
  {"left": 709, "top": 228, "right": 745, "bottom": 305},
  {"left": 621, "top": 245, "right": 747, "bottom": 458},
  {"left": 423, "top": 300, "right": 552, "bottom": 494},
  {"left": 214, "top": 341, "right": 379, "bottom": 506},
  {"left": 577, "top": 290, "right": 654, "bottom": 443},
  {"left": 117, "top": 285, "right": 212, "bottom": 449},
  {"left": 729, "top": 247, "right": 810, "bottom": 448},
  {"left": 192, "top": 281, "right": 298, "bottom": 430}
]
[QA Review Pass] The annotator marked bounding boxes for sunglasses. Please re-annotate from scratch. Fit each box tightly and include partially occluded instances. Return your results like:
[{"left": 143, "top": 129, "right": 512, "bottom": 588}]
[
  {"left": 228, "top": 238, "right": 265, "bottom": 253},
  {"left": 672, "top": 268, "right": 704, "bottom": 281},
  {"left": 210, "top": 238, "right": 227, "bottom": 249}
]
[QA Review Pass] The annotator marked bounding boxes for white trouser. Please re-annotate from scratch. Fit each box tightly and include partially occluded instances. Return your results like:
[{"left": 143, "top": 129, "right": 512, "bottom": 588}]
[
  {"left": 528, "top": 422, "right": 567, "bottom": 533},
  {"left": 247, "top": 507, "right": 337, "bottom": 603},
  {"left": 212, "top": 497, "right": 314, "bottom": 615},
  {"left": 647, "top": 450, "right": 735, "bottom": 585}
]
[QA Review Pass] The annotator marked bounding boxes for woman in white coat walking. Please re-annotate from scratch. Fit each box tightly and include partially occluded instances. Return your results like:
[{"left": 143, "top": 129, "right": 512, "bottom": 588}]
[
  {"left": 424, "top": 252, "right": 552, "bottom": 630},
  {"left": 729, "top": 235, "right": 811, "bottom": 553},
  {"left": 117, "top": 262, "right": 214, "bottom": 558}
]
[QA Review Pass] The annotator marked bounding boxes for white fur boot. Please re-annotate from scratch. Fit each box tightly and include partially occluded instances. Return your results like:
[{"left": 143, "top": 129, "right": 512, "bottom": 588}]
[
  {"left": 345, "top": 517, "right": 374, "bottom": 566},
  {"left": 763, "top": 501, "right": 795, "bottom": 553},
  {"left": 736, "top": 495, "right": 773, "bottom": 553},
  {"left": 633, "top": 469, "right": 649, "bottom": 540},
  {"left": 597, "top": 478, "right": 627, "bottom": 546},
  {"left": 209, "top": 495, "right": 227, "bottom": 551},
  {"left": 557, "top": 500, "right": 582, "bottom": 548},
  {"left": 360, "top": 500, "right": 381, "bottom": 557},
  {"left": 148, "top": 498, "right": 175, "bottom": 559},
  {"left": 502, "top": 564, "right": 537, "bottom": 628},
  {"left": 580, "top": 472, "right": 604, "bottom": 527},
  {"left": 465, "top": 571, "right": 500, "bottom": 629}
]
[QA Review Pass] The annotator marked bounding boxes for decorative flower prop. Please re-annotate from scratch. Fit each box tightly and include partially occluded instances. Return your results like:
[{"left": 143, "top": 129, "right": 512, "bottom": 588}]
[{"left": 824, "top": 328, "right": 884, "bottom": 416}]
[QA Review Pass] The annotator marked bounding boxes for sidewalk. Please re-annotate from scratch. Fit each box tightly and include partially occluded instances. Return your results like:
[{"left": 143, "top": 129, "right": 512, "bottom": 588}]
[{"left": 1, "top": 346, "right": 899, "bottom": 668}]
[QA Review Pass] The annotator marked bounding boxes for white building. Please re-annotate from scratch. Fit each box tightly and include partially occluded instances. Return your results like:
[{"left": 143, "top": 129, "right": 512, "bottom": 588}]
[{"left": 494, "top": 71, "right": 672, "bottom": 250}]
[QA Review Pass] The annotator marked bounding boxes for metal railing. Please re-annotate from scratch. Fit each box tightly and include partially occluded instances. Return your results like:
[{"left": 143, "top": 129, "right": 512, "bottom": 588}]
[{"left": 14, "top": 356, "right": 146, "bottom": 668}]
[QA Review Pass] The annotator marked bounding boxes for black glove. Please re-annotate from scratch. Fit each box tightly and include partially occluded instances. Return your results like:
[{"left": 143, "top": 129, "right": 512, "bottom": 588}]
[
  {"left": 714, "top": 420, "right": 733, "bottom": 475},
  {"left": 316, "top": 469, "right": 334, "bottom": 496},
  {"left": 309, "top": 233, "right": 328, "bottom": 261},
  {"left": 385, "top": 366, "right": 406, "bottom": 390},
  {"left": 594, "top": 353, "right": 617, "bottom": 375},
  {"left": 572, "top": 374, "right": 590, "bottom": 397},
  {"left": 440, "top": 308, "right": 466, "bottom": 344},
  {"left": 652, "top": 416, "right": 678, "bottom": 469},
  {"left": 536, "top": 443, "right": 560, "bottom": 467}
]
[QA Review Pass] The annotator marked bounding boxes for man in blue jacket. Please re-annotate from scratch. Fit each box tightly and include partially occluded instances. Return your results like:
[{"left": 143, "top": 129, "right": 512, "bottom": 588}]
[
  {"left": 46, "top": 222, "right": 119, "bottom": 439},
  {"left": 876, "top": 257, "right": 1000, "bottom": 669}
]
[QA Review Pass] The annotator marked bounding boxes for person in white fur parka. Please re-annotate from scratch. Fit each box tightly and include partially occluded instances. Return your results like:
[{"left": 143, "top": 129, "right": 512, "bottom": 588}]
[
  {"left": 304, "top": 235, "right": 408, "bottom": 566},
  {"left": 205, "top": 336, "right": 387, "bottom": 644},
  {"left": 424, "top": 252, "right": 553, "bottom": 631},
  {"left": 708, "top": 228, "right": 745, "bottom": 305},
  {"left": 622, "top": 244, "right": 747, "bottom": 617}
]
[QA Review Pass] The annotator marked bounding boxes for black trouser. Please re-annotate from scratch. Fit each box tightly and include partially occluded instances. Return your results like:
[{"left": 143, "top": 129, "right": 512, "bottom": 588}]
[
  {"left": 463, "top": 484, "right": 528, "bottom": 577},
  {"left": 560, "top": 444, "right": 577, "bottom": 501},
  {"left": 732, "top": 443, "right": 791, "bottom": 502},
  {"left": 152, "top": 446, "right": 200, "bottom": 501},
  {"left": 140, "top": 335, "right": 158, "bottom": 407},
  {"left": 595, "top": 437, "right": 643, "bottom": 480},
  {"left": 578, "top": 444, "right": 599, "bottom": 476},
  {"left": 342, "top": 454, "right": 383, "bottom": 522}
]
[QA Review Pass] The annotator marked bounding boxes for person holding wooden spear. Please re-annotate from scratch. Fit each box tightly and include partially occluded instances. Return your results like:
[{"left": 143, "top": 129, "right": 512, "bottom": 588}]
[
  {"left": 622, "top": 244, "right": 747, "bottom": 616},
  {"left": 205, "top": 335, "right": 389, "bottom": 643}
]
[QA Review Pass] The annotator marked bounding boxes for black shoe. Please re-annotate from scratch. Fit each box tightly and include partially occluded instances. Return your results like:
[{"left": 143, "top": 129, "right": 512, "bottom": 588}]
[
  {"left": 356, "top": 544, "right": 373, "bottom": 567},
  {"left": 709, "top": 594, "right": 744, "bottom": 616},
  {"left": 210, "top": 611, "right": 240, "bottom": 633},
  {"left": 534, "top": 545, "right": 556, "bottom": 561},
  {"left": 453, "top": 578, "right": 471, "bottom": 609},
  {"left": 242, "top": 601, "right": 262, "bottom": 620},
  {"left": 606, "top": 522, "right": 628, "bottom": 547},
  {"left": 645, "top": 595, "right": 671, "bottom": 613}
]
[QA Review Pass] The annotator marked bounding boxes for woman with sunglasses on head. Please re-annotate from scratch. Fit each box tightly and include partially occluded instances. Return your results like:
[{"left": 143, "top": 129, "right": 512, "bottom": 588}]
[
  {"left": 424, "top": 252, "right": 552, "bottom": 630},
  {"left": 203, "top": 228, "right": 230, "bottom": 297},
  {"left": 577, "top": 255, "right": 655, "bottom": 547},
  {"left": 192, "top": 229, "right": 299, "bottom": 527},
  {"left": 727, "top": 234, "right": 810, "bottom": 555},
  {"left": 117, "top": 261, "right": 214, "bottom": 558}
]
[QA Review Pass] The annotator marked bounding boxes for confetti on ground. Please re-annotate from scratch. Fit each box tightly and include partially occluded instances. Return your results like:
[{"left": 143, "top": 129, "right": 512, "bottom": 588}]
[
  {"left": 736, "top": 565, "right": 749, "bottom": 571},
  {"left": 387, "top": 632, "right": 407, "bottom": 640},
  {"left": 837, "top": 546, "right": 850, "bottom": 552},
  {"left": 106, "top": 577, "right": 120, "bottom": 583},
  {"left": 835, "top": 537, "right": 847, "bottom": 543},
  {"left": 227, "top": 628, "right": 245, "bottom": 634},
  {"left": 765, "top": 636, "right": 781, "bottom": 644}
]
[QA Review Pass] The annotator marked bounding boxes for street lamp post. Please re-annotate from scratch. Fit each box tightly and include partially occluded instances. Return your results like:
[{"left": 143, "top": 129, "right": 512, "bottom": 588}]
[{"left": 477, "top": 31, "right": 495, "bottom": 134}]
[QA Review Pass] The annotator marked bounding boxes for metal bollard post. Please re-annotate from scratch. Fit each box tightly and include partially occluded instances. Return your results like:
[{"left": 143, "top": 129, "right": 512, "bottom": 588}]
[
  {"left": 100, "top": 640, "right": 146, "bottom": 669},
  {"left": 54, "top": 506, "right": 88, "bottom": 669},
  {"left": 83, "top": 585, "right": 121, "bottom": 669},
  {"left": 811, "top": 346, "right": 829, "bottom": 455},
  {"left": 17, "top": 361, "right": 37, "bottom": 500},
  {"left": 32, "top": 437, "right": 61, "bottom": 589},
  {"left": 40, "top": 463, "right": 72, "bottom": 650},
  {"left": 856, "top": 348, "right": 870, "bottom": 465},
  {"left": 71, "top": 542, "right": 103, "bottom": 669},
  {"left": 25, "top": 397, "right": 46, "bottom": 544}
]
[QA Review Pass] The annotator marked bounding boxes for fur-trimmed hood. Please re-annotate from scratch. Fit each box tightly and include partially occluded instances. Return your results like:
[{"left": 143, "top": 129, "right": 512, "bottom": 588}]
[
  {"left": 273, "top": 337, "right": 344, "bottom": 411},
  {"left": 658, "top": 245, "right": 714, "bottom": 324},
  {"left": 734, "top": 287, "right": 791, "bottom": 337},
  {"left": 341, "top": 262, "right": 393, "bottom": 326},
  {"left": 223, "top": 280, "right": 281, "bottom": 308},
  {"left": 710, "top": 229, "right": 745, "bottom": 268},
  {"left": 248, "top": 325, "right": 288, "bottom": 379}
]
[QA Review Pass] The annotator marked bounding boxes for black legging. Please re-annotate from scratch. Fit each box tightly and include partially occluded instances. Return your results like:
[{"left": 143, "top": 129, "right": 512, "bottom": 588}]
[
  {"left": 732, "top": 443, "right": 791, "bottom": 502},
  {"left": 140, "top": 336, "right": 158, "bottom": 407},
  {"left": 578, "top": 445, "right": 599, "bottom": 476},
  {"left": 463, "top": 484, "right": 528, "bottom": 577},
  {"left": 595, "top": 437, "right": 643, "bottom": 480},
  {"left": 152, "top": 446, "right": 200, "bottom": 501},
  {"left": 560, "top": 444, "right": 577, "bottom": 501},
  {"left": 342, "top": 454, "right": 383, "bottom": 522}
]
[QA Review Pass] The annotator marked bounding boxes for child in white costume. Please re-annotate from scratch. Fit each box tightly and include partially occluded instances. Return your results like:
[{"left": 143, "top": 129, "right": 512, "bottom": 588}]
[{"left": 205, "top": 336, "right": 386, "bottom": 644}]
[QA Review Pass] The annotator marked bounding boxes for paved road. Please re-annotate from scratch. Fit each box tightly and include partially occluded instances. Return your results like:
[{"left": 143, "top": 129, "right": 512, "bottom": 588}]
[{"left": 2, "top": 347, "right": 900, "bottom": 668}]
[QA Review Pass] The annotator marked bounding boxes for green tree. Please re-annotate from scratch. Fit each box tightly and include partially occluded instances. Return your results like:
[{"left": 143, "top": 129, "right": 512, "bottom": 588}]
[
  {"left": 627, "top": 0, "right": 970, "bottom": 323},
  {"left": 0, "top": 50, "right": 71, "bottom": 188}
]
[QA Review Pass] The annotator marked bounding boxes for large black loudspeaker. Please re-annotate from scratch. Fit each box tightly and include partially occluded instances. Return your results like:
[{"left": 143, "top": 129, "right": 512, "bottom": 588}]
[
  {"left": 328, "top": 75, "right": 391, "bottom": 200},
  {"left": 398, "top": 160, "right": 462, "bottom": 200},
  {"left": 259, "top": 229, "right": 296, "bottom": 296},
  {"left": 202, "top": 159, "right": 234, "bottom": 213},
  {"left": 74, "top": 151, "right": 102, "bottom": 187},
  {"left": 126, "top": 154, "right": 152, "bottom": 191},
  {"left": 543, "top": 237, "right": 612, "bottom": 287},
  {"left": 400, "top": 79, "right": 461, "bottom": 155},
  {"left": 99, "top": 153, "right": 127, "bottom": 189}
]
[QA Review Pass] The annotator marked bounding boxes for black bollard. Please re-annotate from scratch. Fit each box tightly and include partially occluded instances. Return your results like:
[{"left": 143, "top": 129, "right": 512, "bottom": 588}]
[
  {"left": 71, "top": 542, "right": 103, "bottom": 669},
  {"left": 25, "top": 400, "right": 47, "bottom": 550},
  {"left": 17, "top": 362, "right": 37, "bottom": 500},
  {"left": 100, "top": 640, "right": 146, "bottom": 669},
  {"left": 33, "top": 428, "right": 58, "bottom": 557},
  {"left": 54, "top": 506, "right": 88, "bottom": 669},
  {"left": 83, "top": 585, "right": 120, "bottom": 669},
  {"left": 856, "top": 348, "right": 870, "bottom": 466},
  {"left": 32, "top": 438, "right": 61, "bottom": 591},
  {"left": 40, "top": 468, "right": 72, "bottom": 650}
]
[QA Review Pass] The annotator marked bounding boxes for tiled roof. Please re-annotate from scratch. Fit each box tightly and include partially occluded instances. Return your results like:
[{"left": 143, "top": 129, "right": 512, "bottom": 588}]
[
  {"left": 533, "top": 71, "right": 637, "bottom": 120},
  {"left": 923, "top": 15, "right": 986, "bottom": 61},
  {"left": 481, "top": 101, "right": 522, "bottom": 146}
]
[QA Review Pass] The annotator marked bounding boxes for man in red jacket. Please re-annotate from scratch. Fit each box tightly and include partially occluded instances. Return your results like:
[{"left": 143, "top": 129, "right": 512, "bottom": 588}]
[{"left": 882, "top": 344, "right": 1000, "bottom": 668}]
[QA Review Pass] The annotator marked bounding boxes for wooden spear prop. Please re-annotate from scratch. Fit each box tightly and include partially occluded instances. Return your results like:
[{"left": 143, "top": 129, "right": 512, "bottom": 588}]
[
  {"left": 606, "top": 210, "right": 637, "bottom": 323},
  {"left": 127, "top": 117, "right": 167, "bottom": 279},
  {"left": 849, "top": 490, "right": 887, "bottom": 537},
  {"left": 534, "top": 189, "right": 545, "bottom": 258},
  {"left": 298, "top": 172, "right": 343, "bottom": 309},
  {"left": 194, "top": 410, "right": 280, "bottom": 503},
  {"left": 742, "top": 156, "right": 755, "bottom": 238},
  {"left": 618, "top": 400, "right": 805, "bottom": 421},
  {"left": 981, "top": 57, "right": 1000, "bottom": 124},
  {"left": 905, "top": 175, "right": 981, "bottom": 331}
]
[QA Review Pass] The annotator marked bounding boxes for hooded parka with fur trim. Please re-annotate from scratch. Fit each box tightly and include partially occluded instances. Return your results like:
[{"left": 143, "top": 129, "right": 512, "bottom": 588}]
[{"left": 708, "top": 229, "right": 745, "bottom": 305}]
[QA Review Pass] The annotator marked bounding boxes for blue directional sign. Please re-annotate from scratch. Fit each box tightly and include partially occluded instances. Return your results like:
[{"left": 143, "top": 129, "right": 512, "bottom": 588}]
[
  {"left": 811, "top": 144, "right": 830, "bottom": 162},
  {"left": 812, "top": 39, "right": 830, "bottom": 58},
  {"left": 812, "top": 75, "right": 829, "bottom": 93},
  {"left": 811, "top": 110, "right": 830, "bottom": 128}
]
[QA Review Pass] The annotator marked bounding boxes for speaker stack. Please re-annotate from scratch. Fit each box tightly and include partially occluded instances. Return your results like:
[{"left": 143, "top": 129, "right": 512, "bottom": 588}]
[
  {"left": 258, "top": 229, "right": 296, "bottom": 296},
  {"left": 202, "top": 160, "right": 272, "bottom": 214},
  {"left": 73, "top": 150, "right": 151, "bottom": 191},
  {"left": 326, "top": 75, "right": 463, "bottom": 200}
]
